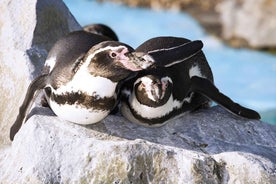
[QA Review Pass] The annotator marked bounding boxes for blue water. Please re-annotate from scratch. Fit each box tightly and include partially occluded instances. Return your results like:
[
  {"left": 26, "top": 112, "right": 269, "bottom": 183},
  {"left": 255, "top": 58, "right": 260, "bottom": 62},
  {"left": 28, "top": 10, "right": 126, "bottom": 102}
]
[{"left": 63, "top": 0, "right": 276, "bottom": 124}]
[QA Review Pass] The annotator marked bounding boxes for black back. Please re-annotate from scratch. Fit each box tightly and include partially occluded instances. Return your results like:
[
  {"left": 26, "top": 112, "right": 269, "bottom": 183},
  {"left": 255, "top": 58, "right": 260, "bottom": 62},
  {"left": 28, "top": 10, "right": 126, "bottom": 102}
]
[
  {"left": 44, "top": 31, "right": 111, "bottom": 88},
  {"left": 136, "top": 36, "right": 191, "bottom": 51}
]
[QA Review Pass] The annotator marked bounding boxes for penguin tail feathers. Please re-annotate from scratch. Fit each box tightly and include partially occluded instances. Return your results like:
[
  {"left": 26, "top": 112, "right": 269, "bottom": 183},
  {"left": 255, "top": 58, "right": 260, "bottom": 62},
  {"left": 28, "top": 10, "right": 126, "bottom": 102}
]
[
  {"left": 10, "top": 74, "right": 48, "bottom": 141},
  {"left": 190, "top": 76, "right": 261, "bottom": 120}
]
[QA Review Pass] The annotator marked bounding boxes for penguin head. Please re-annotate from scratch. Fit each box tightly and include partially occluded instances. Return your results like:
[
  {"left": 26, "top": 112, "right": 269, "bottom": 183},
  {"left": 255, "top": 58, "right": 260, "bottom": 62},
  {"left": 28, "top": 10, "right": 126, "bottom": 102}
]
[
  {"left": 134, "top": 75, "right": 173, "bottom": 107},
  {"left": 83, "top": 41, "right": 155, "bottom": 82}
]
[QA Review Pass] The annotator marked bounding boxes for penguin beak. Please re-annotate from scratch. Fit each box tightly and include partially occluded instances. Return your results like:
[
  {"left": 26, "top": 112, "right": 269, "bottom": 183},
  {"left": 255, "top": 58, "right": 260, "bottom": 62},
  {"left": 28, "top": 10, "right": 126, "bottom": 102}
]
[
  {"left": 116, "top": 49, "right": 155, "bottom": 71},
  {"left": 126, "top": 52, "right": 156, "bottom": 70},
  {"left": 151, "top": 82, "right": 163, "bottom": 102}
]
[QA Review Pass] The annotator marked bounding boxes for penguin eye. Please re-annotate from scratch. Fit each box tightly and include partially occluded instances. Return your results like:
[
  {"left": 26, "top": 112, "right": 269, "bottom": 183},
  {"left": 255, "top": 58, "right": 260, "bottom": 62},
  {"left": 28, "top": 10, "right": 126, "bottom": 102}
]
[{"left": 110, "top": 52, "right": 117, "bottom": 58}]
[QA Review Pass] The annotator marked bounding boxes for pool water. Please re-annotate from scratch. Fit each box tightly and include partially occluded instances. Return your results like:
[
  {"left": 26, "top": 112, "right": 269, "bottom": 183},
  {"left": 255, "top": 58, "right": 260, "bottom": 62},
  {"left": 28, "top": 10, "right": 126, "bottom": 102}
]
[{"left": 63, "top": 0, "right": 276, "bottom": 124}]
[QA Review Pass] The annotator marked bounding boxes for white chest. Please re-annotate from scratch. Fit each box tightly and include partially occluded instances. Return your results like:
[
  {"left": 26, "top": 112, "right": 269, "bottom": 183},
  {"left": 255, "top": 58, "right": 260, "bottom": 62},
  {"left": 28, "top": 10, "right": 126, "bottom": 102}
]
[
  {"left": 129, "top": 93, "right": 183, "bottom": 119},
  {"left": 53, "top": 67, "right": 118, "bottom": 98},
  {"left": 46, "top": 68, "right": 118, "bottom": 125}
]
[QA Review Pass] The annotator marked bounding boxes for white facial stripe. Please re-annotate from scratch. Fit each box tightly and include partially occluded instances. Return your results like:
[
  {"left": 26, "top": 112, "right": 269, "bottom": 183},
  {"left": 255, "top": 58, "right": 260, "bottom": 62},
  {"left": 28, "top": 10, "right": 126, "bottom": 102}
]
[
  {"left": 44, "top": 57, "right": 56, "bottom": 73},
  {"left": 130, "top": 93, "right": 183, "bottom": 119},
  {"left": 48, "top": 100, "right": 108, "bottom": 124},
  {"left": 161, "top": 76, "right": 172, "bottom": 84},
  {"left": 147, "top": 42, "right": 192, "bottom": 54},
  {"left": 84, "top": 45, "right": 127, "bottom": 65},
  {"left": 140, "top": 77, "right": 153, "bottom": 86},
  {"left": 189, "top": 65, "right": 205, "bottom": 78},
  {"left": 134, "top": 76, "right": 151, "bottom": 88},
  {"left": 146, "top": 42, "right": 201, "bottom": 67},
  {"left": 164, "top": 50, "right": 201, "bottom": 67},
  {"left": 52, "top": 65, "right": 117, "bottom": 97}
]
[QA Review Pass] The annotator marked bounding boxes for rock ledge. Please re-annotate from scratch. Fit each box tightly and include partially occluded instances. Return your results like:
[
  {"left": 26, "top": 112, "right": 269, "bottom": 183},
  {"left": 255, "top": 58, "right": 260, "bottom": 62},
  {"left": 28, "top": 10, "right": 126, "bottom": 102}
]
[{"left": 0, "top": 106, "right": 275, "bottom": 183}]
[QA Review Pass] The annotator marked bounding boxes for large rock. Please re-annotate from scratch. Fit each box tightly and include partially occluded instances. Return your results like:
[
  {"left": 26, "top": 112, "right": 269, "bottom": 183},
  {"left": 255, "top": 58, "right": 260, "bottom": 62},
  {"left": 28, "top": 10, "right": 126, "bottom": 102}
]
[
  {"left": 217, "top": 0, "right": 276, "bottom": 48},
  {"left": 0, "top": 106, "right": 275, "bottom": 183},
  {"left": 0, "top": 0, "right": 81, "bottom": 146},
  {"left": 0, "top": 0, "right": 275, "bottom": 183}
]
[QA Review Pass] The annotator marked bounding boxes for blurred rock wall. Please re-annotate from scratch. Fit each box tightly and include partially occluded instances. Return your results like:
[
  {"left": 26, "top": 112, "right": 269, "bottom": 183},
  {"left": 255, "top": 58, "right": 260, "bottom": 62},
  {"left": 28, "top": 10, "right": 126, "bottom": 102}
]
[
  {"left": 217, "top": 0, "right": 276, "bottom": 49},
  {"left": 100, "top": 0, "right": 276, "bottom": 49}
]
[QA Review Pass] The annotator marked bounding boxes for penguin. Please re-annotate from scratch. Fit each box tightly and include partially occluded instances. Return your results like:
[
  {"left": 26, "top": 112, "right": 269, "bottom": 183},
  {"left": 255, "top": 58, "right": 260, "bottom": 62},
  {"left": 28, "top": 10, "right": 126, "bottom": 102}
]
[
  {"left": 40, "top": 24, "right": 119, "bottom": 108},
  {"left": 83, "top": 23, "right": 119, "bottom": 41},
  {"left": 9, "top": 31, "right": 149, "bottom": 141},
  {"left": 120, "top": 36, "right": 261, "bottom": 127},
  {"left": 10, "top": 32, "right": 204, "bottom": 140}
]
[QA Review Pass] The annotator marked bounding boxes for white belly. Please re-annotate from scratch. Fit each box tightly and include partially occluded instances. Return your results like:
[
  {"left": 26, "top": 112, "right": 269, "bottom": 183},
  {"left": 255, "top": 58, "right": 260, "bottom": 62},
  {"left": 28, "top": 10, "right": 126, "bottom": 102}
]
[
  {"left": 130, "top": 94, "right": 182, "bottom": 119},
  {"left": 45, "top": 69, "right": 118, "bottom": 124},
  {"left": 48, "top": 99, "right": 109, "bottom": 125}
]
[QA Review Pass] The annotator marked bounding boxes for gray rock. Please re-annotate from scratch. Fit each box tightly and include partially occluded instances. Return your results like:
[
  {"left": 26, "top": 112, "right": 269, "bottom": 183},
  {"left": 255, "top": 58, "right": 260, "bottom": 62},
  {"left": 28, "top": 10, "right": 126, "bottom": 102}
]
[
  {"left": 0, "top": 106, "right": 275, "bottom": 183},
  {"left": 217, "top": 0, "right": 276, "bottom": 48},
  {"left": 0, "top": 0, "right": 81, "bottom": 146}
]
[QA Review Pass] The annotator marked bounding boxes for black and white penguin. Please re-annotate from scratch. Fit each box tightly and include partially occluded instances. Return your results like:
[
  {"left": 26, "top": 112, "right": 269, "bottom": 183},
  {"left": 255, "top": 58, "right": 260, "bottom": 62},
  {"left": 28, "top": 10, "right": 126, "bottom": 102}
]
[
  {"left": 39, "top": 24, "right": 119, "bottom": 108},
  {"left": 10, "top": 32, "right": 204, "bottom": 140},
  {"left": 121, "top": 36, "right": 261, "bottom": 127},
  {"left": 9, "top": 31, "right": 153, "bottom": 141},
  {"left": 83, "top": 23, "right": 119, "bottom": 41}
]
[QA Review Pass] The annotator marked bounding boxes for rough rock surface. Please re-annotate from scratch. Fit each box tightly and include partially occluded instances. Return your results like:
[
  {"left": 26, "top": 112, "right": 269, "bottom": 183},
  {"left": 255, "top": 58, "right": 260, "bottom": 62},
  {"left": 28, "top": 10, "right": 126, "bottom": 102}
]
[
  {"left": 0, "top": 106, "right": 275, "bottom": 183},
  {"left": 217, "top": 0, "right": 276, "bottom": 48},
  {"left": 0, "top": 0, "right": 81, "bottom": 146}
]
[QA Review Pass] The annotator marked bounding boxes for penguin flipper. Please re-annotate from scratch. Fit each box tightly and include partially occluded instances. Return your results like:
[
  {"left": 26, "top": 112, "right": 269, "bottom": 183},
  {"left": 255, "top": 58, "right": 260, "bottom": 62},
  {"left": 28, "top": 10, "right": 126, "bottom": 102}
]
[
  {"left": 148, "top": 40, "right": 203, "bottom": 67},
  {"left": 10, "top": 74, "right": 48, "bottom": 141},
  {"left": 190, "top": 76, "right": 261, "bottom": 120}
]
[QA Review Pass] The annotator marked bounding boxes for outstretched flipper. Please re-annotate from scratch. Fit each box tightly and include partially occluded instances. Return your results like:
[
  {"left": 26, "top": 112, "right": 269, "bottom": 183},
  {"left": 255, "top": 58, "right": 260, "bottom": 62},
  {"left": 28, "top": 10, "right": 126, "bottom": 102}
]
[
  {"left": 190, "top": 76, "right": 261, "bottom": 119},
  {"left": 148, "top": 40, "right": 203, "bottom": 67},
  {"left": 10, "top": 74, "right": 48, "bottom": 141}
]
